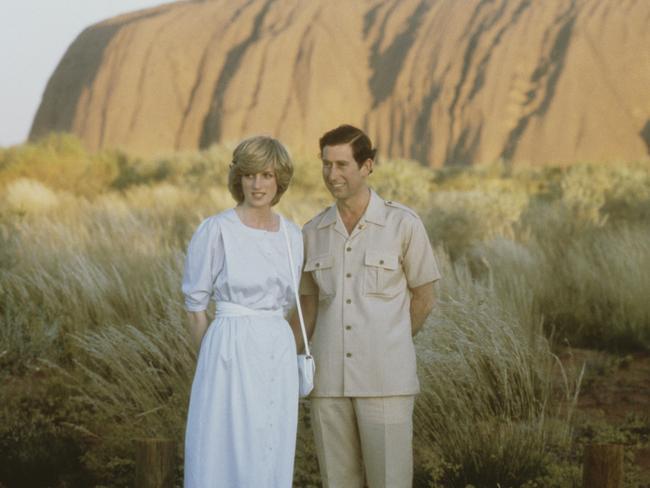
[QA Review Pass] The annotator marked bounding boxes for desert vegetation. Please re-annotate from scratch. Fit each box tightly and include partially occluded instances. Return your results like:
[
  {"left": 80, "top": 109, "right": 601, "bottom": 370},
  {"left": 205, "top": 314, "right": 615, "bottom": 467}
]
[{"left": 1, "top": 133, "right": 649, "bottom": 487}]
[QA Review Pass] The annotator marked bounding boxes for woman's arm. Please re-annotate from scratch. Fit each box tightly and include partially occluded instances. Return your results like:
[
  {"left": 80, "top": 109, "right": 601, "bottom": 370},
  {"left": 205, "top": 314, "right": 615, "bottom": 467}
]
[
  {"left": 289, "top": 294, "right": 319, "bottom": 353},
  {"left": 187, "top": 310, "right": 209, "bottom": 351}
]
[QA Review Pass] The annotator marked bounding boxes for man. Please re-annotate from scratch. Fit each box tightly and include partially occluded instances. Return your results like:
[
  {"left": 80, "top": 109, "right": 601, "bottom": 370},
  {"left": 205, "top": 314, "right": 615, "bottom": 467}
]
[{"left": 298, "top": 125, "right": 440, "bottom": 488}]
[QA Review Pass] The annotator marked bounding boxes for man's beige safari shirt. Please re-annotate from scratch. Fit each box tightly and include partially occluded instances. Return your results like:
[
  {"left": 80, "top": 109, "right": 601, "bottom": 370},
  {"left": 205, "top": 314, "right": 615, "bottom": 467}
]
[{"left": 300, "top": 190, "right": 441, "bottom": 397}]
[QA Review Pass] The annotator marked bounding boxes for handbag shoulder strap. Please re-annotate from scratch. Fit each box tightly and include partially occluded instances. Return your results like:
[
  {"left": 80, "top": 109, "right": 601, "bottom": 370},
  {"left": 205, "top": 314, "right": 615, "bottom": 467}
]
[{"left": 280, "top": 216, "right": 311, "bottom": 357}]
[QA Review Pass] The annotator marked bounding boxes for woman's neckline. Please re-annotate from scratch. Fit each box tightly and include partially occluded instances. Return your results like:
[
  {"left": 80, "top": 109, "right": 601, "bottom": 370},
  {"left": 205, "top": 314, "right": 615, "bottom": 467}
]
[{"left": 232, "top": 207, "right": 281, "bottom": 233}]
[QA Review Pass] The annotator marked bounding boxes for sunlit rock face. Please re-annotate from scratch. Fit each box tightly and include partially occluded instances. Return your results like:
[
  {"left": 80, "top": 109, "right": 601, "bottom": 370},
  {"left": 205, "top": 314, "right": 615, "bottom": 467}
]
[{"left": 30, "top": 0, "right": 650, "bottom": 165}]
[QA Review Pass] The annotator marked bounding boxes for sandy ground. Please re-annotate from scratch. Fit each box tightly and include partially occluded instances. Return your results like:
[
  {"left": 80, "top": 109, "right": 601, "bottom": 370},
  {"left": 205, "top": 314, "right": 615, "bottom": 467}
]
[{"left": 560, "top": 348, "right": 650, "bottom": 485}]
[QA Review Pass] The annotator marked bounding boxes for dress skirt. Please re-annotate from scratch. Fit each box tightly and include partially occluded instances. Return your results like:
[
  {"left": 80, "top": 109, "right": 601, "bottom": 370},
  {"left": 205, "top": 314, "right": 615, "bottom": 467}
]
[{"left": 184, "top": 309, "right": 299, "bottom": 488}]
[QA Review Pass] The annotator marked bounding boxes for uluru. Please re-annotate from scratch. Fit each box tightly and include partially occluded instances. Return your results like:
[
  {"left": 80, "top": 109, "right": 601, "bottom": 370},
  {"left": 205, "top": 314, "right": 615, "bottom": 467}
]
[{"left": 30, "top": 0, "right": 650, "bottom": 166}]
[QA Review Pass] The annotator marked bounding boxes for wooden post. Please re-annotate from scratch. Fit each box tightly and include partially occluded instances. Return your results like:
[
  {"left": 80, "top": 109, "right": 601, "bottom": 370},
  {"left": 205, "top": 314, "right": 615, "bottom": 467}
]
[
  {"left": 582, "top": 443, "right": 624, "bottom": 488},
  {"left": 135, "top": 438, "right": 176, "bottom": 488}
]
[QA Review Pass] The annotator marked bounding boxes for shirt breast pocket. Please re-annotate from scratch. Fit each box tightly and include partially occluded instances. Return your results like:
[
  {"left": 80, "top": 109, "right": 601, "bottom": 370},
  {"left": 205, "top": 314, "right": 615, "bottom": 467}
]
[
  {"left": 363, "top": 250, "right": 403, "bottom": 298},
  {"left": 304, "top": 255, "right": 335, "bottom": 300}
]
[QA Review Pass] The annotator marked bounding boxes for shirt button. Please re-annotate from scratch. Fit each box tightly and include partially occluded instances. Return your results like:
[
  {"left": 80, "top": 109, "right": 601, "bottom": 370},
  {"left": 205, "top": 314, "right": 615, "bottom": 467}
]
[
  {"left": 346, "top": 299, "right": 351, "bottom": 304},
  {"left": 346, "top": 247, "right": 352, "bottom": 252},
  {"left": 346, "top": 353, "right": 352, "bottom": 358},
  {"left": 345, "top": 325, "right": 352, "bottom": 330},
  {"left": 315, "top": 262, "right": 320, "bottom": 268},
  {"left": 346, "top": 273, "right": 352, "bottom": 278},
  {"left": 379, "top": 259, "right": 384, "bottom": 265}
]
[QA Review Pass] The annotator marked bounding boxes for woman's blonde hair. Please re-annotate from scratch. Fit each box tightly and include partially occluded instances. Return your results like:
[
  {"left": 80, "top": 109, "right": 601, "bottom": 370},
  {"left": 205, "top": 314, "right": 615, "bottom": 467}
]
[{"left": 227, "top": 136, "right": 293, "bottom": 205}]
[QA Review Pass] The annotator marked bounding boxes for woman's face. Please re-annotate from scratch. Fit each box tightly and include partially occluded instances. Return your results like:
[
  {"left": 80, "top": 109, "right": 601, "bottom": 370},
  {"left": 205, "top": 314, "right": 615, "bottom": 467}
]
[{"left": 241, "top": 164, "right": 278, "bottom": 208}]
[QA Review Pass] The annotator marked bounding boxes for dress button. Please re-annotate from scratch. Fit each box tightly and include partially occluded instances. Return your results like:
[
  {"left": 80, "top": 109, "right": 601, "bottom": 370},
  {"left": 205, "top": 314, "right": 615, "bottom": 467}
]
[
  {"left": 346, "top": 353, "right": 352, "bottom": 358},
  {"left": 346, "top": 247, "right": 352, "bottom": 252},
  {"left": 345, "top": 325, "right": 352, "bottom": 330},
  {"left": 346, "top": 299, "right": 351, "bottom": 304},
  {"left": 379, "top": 259, "right": 384, "bottom": 265},
  {"left": 346, "top": 273, "right": 351, "bottom": 278},
  {"left": 316, "top": 262, "right": 320, "bottom": 268}
]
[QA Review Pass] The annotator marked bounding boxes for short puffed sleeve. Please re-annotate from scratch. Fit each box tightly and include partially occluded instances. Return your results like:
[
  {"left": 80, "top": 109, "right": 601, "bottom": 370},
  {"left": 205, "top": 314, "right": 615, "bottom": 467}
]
[{"left": 181, "top": 217, "right": 224, "bottom": 312}]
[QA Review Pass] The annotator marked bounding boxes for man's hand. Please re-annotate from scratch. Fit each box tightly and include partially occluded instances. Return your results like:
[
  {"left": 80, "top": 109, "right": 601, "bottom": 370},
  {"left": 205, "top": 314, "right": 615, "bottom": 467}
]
[
  {"left": 187, "top": 310, "right": 209, "bottom": 351},
  {"left": 409, "top": 282, "right": 436, "bottom": 336},
  {"left": 289, "top": 294, "right": 318, "bottom": 353}
]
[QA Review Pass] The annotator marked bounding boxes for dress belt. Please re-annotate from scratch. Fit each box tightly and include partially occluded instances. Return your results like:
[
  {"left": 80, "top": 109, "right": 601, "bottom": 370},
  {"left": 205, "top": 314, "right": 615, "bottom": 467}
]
[{"left": 215, "top": 301, "right": 284, "bottom": 318}]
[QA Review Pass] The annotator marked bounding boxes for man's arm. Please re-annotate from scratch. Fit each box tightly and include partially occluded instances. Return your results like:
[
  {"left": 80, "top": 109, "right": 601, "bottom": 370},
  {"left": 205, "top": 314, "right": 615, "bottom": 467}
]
[
  {"left": 289, "top": 293, "right": 318, "bottom": 353},
  {"left": 187, "top": 310, "right": 209, "bottom": 351},
  {"left": 410, "top": 282, "right": 436, "bottom": 336}
]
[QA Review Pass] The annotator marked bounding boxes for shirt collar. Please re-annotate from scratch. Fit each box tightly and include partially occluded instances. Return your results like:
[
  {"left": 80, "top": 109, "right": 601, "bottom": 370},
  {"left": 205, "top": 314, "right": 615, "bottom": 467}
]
[
  {"left": 317, "top": 204, "right": 338, "bottom": 229},
  {"left": 362, "top": 189, "right": 387, "bottom": 226},
  {"left": 317, "top": 189, "right": 386, "bottom": 229}
]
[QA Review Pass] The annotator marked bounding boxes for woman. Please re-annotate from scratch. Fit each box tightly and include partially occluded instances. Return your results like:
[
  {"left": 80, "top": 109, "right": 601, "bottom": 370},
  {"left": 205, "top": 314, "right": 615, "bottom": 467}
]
[{"left": 182, "top": 136, "right": 303, "bottom": 487}]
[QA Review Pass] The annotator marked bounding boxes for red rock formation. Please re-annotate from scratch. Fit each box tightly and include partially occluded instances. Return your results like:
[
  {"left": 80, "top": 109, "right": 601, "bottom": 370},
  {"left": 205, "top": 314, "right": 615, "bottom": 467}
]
[{"left": 30, "top": 0, "right": 650, "bottom": 166}]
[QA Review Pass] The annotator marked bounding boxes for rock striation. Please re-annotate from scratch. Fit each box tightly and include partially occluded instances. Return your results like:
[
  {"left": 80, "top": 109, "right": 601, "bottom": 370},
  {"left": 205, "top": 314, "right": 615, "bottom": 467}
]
[{"left": 30, "top": 0, "right": 650, "bottom": 166}]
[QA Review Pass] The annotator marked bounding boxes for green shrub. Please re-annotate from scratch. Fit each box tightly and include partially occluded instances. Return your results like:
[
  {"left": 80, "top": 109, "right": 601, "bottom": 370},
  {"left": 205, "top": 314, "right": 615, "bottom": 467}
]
[
  {"left": 0, "top": 133, "right": 122, "bottom": 197},
  {"left": 371, "top": 158, "right": 435, "bottom": 210},
  {"left": 424, "top": 189, "right": 528, "bottom": 259},
  {"left": 0, "top": 367, "right": 96, "bottom": 487}
]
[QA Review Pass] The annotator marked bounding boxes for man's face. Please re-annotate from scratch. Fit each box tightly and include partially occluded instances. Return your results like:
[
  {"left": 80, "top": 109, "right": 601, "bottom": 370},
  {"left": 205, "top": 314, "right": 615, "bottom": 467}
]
[{"left": 321, "top": 144, "right": 371, "bottom": 201}]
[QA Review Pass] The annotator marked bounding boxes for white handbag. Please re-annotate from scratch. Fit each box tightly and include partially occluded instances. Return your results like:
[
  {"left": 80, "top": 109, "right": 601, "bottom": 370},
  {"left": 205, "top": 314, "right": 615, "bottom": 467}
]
[{"left": 281, "top": 218, "right": 315, "bottom": 398}]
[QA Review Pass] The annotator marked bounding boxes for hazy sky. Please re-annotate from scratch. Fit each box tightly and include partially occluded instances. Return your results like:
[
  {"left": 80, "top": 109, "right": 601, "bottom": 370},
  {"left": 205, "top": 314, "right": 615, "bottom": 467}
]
[{"left": 0, "top": 0, "right": 177, "bottom": 147}]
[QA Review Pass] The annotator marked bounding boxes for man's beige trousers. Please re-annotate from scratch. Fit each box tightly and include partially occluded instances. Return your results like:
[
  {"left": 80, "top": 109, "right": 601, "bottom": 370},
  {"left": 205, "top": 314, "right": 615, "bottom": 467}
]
[{"left": 311, "top": 396, "right": 415, "bottom": 488}]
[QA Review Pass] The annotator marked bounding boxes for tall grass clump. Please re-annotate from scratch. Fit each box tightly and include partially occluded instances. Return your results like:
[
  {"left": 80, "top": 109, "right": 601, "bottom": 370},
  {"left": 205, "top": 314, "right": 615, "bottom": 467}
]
[
  {"left": 0, "top": 187, "right": 202, "bottom": 484},
  {"left": 4, "top": 178, "right": 63, "bottom": 214},
  {"left": 67, "top": 319, "right": 194, "bottom": 485},
  {"left": 0, "top": 183, "right": 213, "bottom": 372},
  {"left": 414, "top": 250, "right": 580, "bottom": 487},
  {"left": 506, "top": 162, "right": 650, "bottom": 351},
  {"left": 423, "top": 160, "right": 650, "bottom": 351},
  {"left": 519, "top": 224, "right": 650, "bottom": 350}
]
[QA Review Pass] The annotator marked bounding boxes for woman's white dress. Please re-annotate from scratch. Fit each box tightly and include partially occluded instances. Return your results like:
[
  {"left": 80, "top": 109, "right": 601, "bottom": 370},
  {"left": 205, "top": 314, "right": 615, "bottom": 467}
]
[{"left": 182, "top": 208, "right": 303, "bottom": 488}]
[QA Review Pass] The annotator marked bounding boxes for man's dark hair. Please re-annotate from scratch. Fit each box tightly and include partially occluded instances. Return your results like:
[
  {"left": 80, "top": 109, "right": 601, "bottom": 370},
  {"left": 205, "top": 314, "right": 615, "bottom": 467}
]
[{"left": 319, "top": 124, "right": 377, "bottom": 167}]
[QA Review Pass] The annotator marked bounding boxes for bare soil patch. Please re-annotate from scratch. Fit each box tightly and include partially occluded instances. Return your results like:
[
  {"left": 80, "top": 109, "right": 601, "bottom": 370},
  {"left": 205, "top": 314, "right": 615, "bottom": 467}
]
[{"left": 560, "top": 348, "right": 650, "bottom": 485}]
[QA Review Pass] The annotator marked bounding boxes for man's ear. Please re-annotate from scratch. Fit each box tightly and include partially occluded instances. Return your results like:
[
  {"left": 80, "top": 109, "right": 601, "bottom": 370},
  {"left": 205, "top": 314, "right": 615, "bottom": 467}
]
[{"left": 362, "top": 158, "right": 374, "bottom": 175}]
